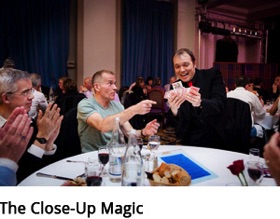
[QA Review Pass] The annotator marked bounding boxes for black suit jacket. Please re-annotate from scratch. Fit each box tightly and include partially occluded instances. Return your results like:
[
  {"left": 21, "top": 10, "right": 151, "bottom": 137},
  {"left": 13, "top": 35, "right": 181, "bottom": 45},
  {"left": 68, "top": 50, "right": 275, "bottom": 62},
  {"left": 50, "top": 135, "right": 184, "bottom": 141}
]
[
  {"left": 171, "top": 67, "right": 227, "bottom": 148},
  {"left": 16, "top": 119, "right": 58, "bottom": 184}
]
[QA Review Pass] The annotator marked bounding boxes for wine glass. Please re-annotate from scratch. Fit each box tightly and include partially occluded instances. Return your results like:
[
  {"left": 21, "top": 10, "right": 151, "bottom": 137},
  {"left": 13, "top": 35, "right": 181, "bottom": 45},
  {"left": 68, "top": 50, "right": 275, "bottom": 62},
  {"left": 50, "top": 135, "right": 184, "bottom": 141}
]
[
  {"left": 246, "top": 161, "right": 264, "bottom": 185},
  {"left": 249, "top": 148, "right": 260, "bottom": 162},
  {"left": 98, "top": 147, "right": 109, "bottom": 176},
  {"left": 85, "top": 158, "right": 103, "bottom": 186},
  {"left": 147, "top": 135, "right": 160, "bottom": 164}
]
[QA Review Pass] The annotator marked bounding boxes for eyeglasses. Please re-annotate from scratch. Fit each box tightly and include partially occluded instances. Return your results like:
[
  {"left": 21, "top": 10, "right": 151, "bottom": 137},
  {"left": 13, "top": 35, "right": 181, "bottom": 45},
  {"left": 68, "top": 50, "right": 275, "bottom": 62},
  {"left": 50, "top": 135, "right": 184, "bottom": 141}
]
[{"left": 7, "top": 88, "right": 34, "bottom": 97}]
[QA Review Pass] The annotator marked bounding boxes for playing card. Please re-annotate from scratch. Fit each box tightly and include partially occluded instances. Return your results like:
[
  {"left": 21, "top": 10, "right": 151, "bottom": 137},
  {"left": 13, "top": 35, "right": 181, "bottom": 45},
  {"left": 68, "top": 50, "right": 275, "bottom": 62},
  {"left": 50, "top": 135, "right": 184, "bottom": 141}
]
[
  {"left": 164, "top": 85, "right": 200, "bottom": 99},
  {"left": 175, "top": 87, "right": 185, "bottom": 95},
  {"left": 172, "top": 81, "right": 183, "bottom": 90},
  {"left": 190, "top": 86, "right": 200, "bottom": 92},
  {"left": 185, "top": 86, "right": 200, "bottom": 95},
  {"left": 164, "top": 90, "right": 171, "bottom": 99},
  {"left": 164, "top": 89, "right": 178, "bottom": 99}
]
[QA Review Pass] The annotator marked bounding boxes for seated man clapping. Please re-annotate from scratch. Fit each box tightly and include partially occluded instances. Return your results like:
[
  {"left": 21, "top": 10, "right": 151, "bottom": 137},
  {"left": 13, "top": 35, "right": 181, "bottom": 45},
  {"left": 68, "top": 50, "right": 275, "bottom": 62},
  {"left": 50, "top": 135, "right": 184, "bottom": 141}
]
[{"left": 0, "top": 68, "right": 63, "bottom": 183}]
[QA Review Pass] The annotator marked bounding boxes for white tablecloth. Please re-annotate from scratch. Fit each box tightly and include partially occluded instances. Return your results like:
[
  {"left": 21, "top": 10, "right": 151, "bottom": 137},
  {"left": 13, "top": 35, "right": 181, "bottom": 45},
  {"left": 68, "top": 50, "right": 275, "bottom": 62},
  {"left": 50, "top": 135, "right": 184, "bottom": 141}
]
[
  {"left": 255, "top": 105, "right": 279, "bottom": 130},
  {"left": 18, "top": 146, "right": 276, "bottom": 186}
]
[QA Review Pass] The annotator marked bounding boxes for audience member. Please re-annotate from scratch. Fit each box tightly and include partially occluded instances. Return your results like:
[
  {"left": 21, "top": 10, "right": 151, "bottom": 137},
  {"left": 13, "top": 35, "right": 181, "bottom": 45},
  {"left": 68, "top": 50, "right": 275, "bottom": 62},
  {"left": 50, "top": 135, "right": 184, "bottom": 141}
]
[
  {"left": 168, "top": 48, "right": 227, "bottom": 148},
  {"left": 227, "top": 76, "right": 266, "bottom": 139},
  {"left": 244, "top": 79, "right": 254, "bottom": 92},
  {"left": 128, "top": 76, "right": 147, "bottom": 95},
  {"left": 80, "top": 76, "right": 120, "bottom": 102},
  {"left": 271, "top": 75, "right": 280, "bottom": 100},
  {"left": 77, "top": 70, "right": 159, "bottom": 152},
  {"left": 119, "top": 85, "right": 129, "bottom": 104},
  {"left": 0, "top": 107, "right": 33, "bottom": 186},
  {"left": 145, "top": 76, "right": 154, "bottom": 91},
  {"left": 0, "top": 57, "right": 15, "bottom": 69},
  {"left": 28, "top": 73, "right": 48, "bottom": 119},
  {"left": 54, "top": 78, "right": 86, "bottom": 115},
  {"left": 268, "top": 96, "right": 280, "bottom": 133},
  {"left": 149, "top": 76, "right": 168, "bottom": 113},
  {"left": 263, "top": 132, "right": 280, "bottom": 186},
  {"left": 130, "top": 77, "right": 147, "bottom": 100},
  {"left": 244, "top": 78, "right": 264, "bottom": 106},
  {"left": 114, "top": 91, "right": 121, "bottom": 102},
  {"left": 124, "top": 76, "right": 147, "bottom": 129},
  {"left": 164, "top": 76, "right": 176, "bottom": 92},
  {"left": 253, "top": 77, "right": 269, "bottom": 103},
  {"left": 269, "top": 96, "right": 280, "bottom": 116},
  {"left": 55, "top": 76, "right": 68, "bottom": 98},
  {"left": 123, "top": 76, "right": 146, "bottom": 105},
  {"left": 80, "top": 76, "right": 93, "bottom": 98},
  {"left": 0, "top": 68, "right": 63, "bottom": 183},
  {"left": 58, "top": 76, "right": 68, "bottom": 93},
  {"left": 153, "top": 77, "right": 165, "bottom": 91}
]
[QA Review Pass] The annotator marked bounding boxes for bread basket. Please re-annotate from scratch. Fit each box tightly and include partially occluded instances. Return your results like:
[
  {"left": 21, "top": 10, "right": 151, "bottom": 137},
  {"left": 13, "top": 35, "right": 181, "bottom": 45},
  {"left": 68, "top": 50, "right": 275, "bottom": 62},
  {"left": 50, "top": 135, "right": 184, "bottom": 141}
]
[{"left": 148, "top": 163, "right": 191, "bottom": 186}]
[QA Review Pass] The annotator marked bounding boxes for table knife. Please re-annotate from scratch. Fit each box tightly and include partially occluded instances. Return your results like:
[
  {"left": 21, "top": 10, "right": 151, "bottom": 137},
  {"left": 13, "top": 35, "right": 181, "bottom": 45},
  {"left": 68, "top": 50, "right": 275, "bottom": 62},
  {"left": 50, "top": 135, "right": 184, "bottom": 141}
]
[{"left": 36, "top": 172, "right": 73, "bottom": 181}]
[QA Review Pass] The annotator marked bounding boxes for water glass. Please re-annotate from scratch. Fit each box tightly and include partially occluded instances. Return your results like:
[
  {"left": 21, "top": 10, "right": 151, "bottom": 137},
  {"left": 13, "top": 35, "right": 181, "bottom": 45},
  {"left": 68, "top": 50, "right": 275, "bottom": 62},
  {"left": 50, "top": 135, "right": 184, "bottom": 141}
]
[
  {"left": 249, "top": 148, "right": 260, "bottom": 162},
  {"left": 85, "top": 158, "right": 103, "bottom": 186},
  {"left": 147, "top": 135, "right": 160, "bottom": 151},
  {"left": 144, "top": 155, "right": 158, "bottom": 173},
  {"left": 147, "top": 135, "right": 160, "bottom": 159}
]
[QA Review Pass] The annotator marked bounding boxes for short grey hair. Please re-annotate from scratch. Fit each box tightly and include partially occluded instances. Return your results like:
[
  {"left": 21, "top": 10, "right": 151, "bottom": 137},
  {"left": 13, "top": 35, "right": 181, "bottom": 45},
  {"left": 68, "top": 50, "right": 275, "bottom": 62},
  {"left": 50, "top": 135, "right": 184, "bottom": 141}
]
[
  {"left": 30, "top": 73, "right": 42, "bottom": 87},
  {"left": 92, "top": 70, "right": 114, "bottom": 85},
  {"left": 0, "top": 68, "right": 31, "bottom": 104}
]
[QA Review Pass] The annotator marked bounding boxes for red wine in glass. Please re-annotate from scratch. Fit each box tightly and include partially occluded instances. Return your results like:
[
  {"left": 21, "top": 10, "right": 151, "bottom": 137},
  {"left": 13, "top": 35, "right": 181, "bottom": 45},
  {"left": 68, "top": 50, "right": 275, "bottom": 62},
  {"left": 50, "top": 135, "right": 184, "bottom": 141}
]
[
  {"left": 86, "top": 176, "right": 103, "bottom": 186},
  {"left": 248, "top": 168, "right": 262, "bottom": 182},
  {"left": 246, "top": 161, "right": 264, "bottom": 184},
  {"left": 98, "top": 147, "right": 109, "bottom": 176},
  {"left": 98, "top": 153, "right": 109, "bottom": 165}
]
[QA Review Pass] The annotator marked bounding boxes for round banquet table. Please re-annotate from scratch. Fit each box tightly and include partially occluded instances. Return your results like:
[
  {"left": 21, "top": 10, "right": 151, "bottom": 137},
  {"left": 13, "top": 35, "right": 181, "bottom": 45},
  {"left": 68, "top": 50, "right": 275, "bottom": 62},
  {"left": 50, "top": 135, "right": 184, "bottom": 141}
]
[
  {"left": 18, "top": 146, "right": 276, "bottom": 186},
  {"left": 255, "top": 112, "right": 279, "bottom": 130},
  {"left": 255, "top": 104, "right": 279, "bottom": 130}
]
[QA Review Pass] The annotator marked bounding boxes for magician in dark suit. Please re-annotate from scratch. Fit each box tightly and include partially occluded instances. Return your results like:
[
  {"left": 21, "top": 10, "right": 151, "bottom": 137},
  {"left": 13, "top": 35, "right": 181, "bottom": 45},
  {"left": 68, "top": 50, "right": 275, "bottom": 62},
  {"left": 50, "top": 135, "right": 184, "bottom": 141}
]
[{"left": 168, "top": 48, "right": 227, "bottom": 149}]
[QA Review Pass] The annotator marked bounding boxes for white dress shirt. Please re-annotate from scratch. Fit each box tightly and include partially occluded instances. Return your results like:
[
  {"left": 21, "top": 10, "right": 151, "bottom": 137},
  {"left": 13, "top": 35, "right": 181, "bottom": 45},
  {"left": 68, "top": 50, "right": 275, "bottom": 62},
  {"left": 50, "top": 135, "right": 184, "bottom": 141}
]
[
  {"left": 227, "top": 87, "right": 266, "bottom": 126},
  {"left": 28, "top": 89, "right": 48, "bottom": 119}
]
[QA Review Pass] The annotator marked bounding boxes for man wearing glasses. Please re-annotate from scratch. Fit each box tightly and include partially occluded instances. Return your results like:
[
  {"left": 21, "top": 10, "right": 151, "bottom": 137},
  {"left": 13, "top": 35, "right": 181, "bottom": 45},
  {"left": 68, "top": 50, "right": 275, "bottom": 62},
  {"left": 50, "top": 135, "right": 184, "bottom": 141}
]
[{"left": 0, "top": 68, "right": 63, "bottom": 184}]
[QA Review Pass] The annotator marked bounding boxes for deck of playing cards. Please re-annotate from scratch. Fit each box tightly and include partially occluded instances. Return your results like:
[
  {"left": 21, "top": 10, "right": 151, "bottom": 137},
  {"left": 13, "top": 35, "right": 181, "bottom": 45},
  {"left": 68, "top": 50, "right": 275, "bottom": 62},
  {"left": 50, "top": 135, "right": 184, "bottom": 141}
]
[{"left": 164, "top": 81, "right": 200, "bottom": 99}]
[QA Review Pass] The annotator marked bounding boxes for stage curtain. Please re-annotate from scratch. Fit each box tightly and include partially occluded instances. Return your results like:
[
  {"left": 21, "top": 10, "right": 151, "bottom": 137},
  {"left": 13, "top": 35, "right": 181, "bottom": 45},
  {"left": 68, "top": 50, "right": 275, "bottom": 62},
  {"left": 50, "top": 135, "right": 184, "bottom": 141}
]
[
  {"left": 0, "top": 0, "right": 70, "bottom": 88},
  {"left": 121, "top": 0, "right": 174, "bottom": 87}
]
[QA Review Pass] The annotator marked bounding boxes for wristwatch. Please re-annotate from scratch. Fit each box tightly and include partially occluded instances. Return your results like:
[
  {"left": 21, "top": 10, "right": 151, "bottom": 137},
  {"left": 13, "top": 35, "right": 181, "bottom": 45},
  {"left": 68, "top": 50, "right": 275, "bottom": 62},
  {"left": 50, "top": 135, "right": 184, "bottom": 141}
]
[{"left": 35, "top": 137, "right": 48, "bottom": 144}]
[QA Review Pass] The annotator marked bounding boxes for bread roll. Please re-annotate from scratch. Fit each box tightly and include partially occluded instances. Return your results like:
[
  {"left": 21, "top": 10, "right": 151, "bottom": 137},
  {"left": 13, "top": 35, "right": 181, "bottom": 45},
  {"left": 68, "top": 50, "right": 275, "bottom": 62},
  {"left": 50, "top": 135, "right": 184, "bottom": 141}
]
[
  {"left": 172, "top": 171, "right": 191, "bottom": 186},
  {"left": 163, "top": 168, "right": 172, "bottom": 178},
  {"left": 149, "top": 163, "right": 191, "bottom": 186},
  {"left": 157, "top": 162, "right": 168, "bottom": 176},
  {"left": 161, "top": 176, "right": 169, "bottom": 184},
  {"left": 152, "top": 172, "right": 162, "bottom": 183}
]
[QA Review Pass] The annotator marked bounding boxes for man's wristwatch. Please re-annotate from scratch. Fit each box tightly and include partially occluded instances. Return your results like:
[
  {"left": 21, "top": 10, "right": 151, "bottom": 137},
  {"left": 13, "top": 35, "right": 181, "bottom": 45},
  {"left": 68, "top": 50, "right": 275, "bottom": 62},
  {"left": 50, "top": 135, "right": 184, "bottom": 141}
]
[{"left": 35, "top": 137, "right": 48, "bottom": 144}]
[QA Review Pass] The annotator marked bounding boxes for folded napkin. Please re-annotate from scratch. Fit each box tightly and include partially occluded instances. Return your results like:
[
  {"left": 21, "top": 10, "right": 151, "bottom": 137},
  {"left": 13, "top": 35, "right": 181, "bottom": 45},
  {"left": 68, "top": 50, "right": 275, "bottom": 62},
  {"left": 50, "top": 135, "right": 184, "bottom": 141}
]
[{"left": 160, "top": 153, "right": 211, "bottom": 180}]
